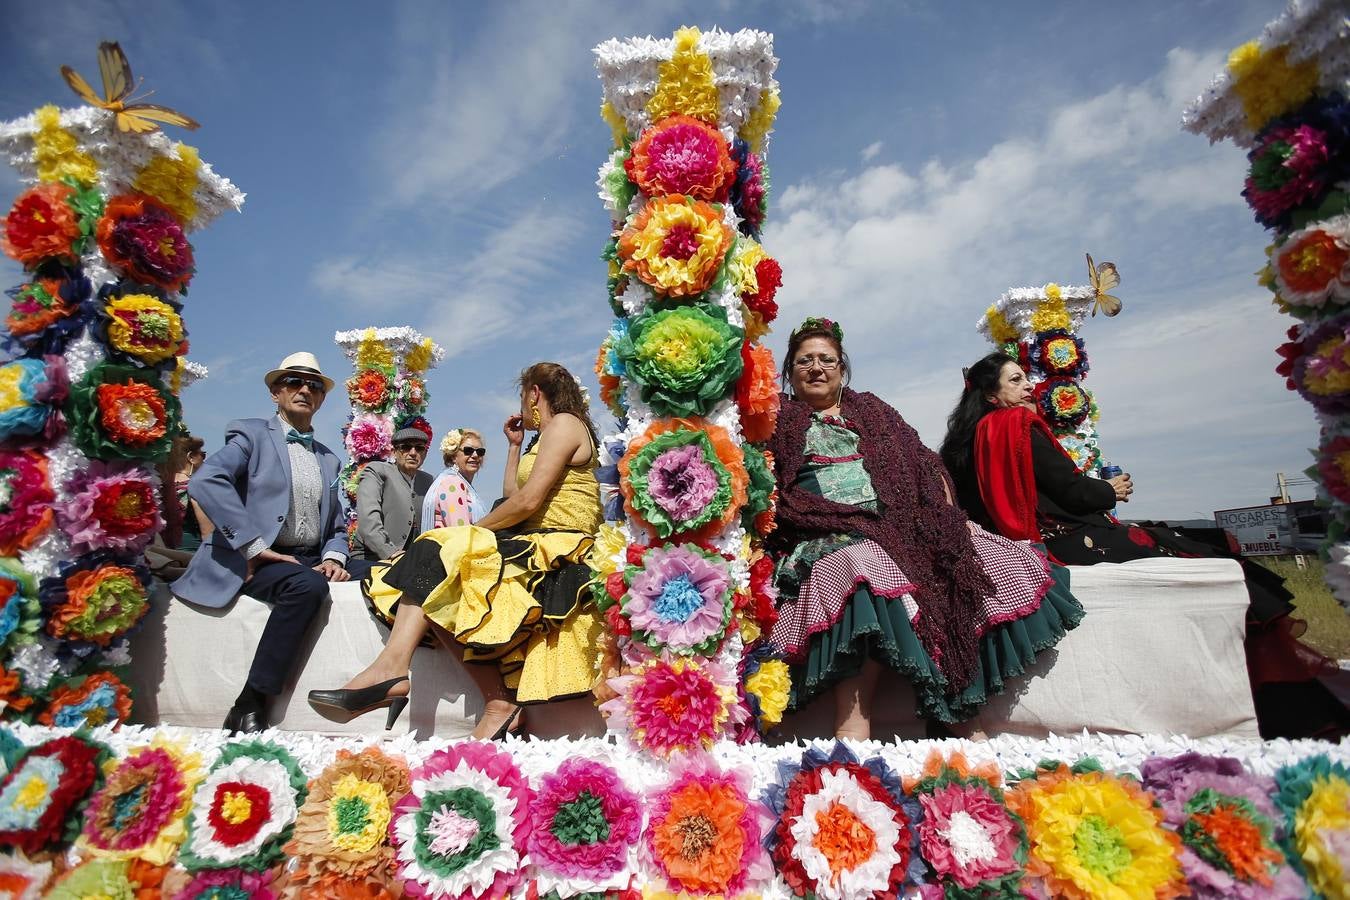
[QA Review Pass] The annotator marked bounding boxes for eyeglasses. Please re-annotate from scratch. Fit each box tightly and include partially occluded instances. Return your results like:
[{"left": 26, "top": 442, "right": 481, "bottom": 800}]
[
  {"left": 275, "top": 374, "right": 327, "bottom": 394},
  {"left": 394, "top": 442, "right": 427, "bottom": 453},
  {"left": 459, "top": 447, "right": 487, "bottom": 458},
  {"left": 792, "top": 355, "right": 841, "bottom": 370}
]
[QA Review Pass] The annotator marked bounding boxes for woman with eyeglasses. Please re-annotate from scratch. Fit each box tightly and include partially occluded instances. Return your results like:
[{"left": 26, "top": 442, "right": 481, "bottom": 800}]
[
  {"left": 421, "top": 428, "right": 487, "bottom": 531},
  {"left": 762, "top": 318, "right": 1084, "bottom": 740},
  {"left": 311, "top": 363, "right": 602, "bottom": 739}
]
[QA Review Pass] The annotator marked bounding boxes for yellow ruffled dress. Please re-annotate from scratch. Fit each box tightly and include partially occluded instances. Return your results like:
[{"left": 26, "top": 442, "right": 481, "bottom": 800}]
[{"left": 364, "top": 442, "right": 603, "bottom": 703}]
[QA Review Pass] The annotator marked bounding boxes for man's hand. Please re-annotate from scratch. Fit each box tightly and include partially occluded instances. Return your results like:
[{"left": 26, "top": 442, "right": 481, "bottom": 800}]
[
  {"left": 314, "top": 559, "right": 350, "bottom": 582},
  {"left": 246, "top": 549, "right": 301, "bottom": 580}
]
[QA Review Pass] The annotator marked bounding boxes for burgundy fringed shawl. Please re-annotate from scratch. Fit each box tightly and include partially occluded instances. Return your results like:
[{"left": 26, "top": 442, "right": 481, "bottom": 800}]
[{"left": 765, "top": 388, "right": 992, "bottom": 692}]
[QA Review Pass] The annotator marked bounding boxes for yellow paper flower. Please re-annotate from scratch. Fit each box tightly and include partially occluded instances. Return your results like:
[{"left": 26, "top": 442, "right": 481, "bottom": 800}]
[
  {"left": 134, "top": 143, "right": 201, "bottom": 225},
  {"left": 355, "top": 330, "right": 394, "bottom": 371},
  {"left": 1227, "top": 41, "right": 1319, "bottom": 134},
  {"left": 1291, "top": 773, "right": 1350, "bottom": 897},
  {"left": 32, "top": 105, "right": 97, "bottom": 186},
  {"left": 588, "top": 523, "right": 627, "bottom": 578},
  {"left": 601, "top": 100, "right": 628, "bottom": 147},
  {"left": 104, "top": 294, "right": 185, "bottom": 365},
  {"left": 985, "top": 306, "right": 1018, "bottom": 344},
  {"left": 404, "top": 337, "right": 434, "bottom": 373},
  {"left": 740, "top": 87, "right": 781, "bottom": 153},
  {"left": 647, "top": 26, "right": 720, "bottom": 125},
  {"left": 618, "top": 195, "right": 732, "bottom": 297},
  {"left": 745, "top": 658, "right": 789, "bottom": 727},
  {"left": 326, "top": 773, "right": 393, "bottom": 853},
  {"left": 728, "top": 238, "right": 768, "bottom": 297},
  {"left": 1031, "top": 284, "right": 1071, "bottom": 332}
]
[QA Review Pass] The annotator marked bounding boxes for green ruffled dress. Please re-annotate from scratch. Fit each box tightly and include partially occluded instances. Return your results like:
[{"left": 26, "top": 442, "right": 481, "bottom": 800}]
[{"left": 768, "top": 414, "right": 1085, "bottom": 723}]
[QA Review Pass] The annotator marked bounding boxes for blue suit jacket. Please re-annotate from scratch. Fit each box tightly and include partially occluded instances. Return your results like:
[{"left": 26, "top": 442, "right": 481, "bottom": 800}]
[{"left": 173, "top": 417, "right": 348, "bottom": 608}]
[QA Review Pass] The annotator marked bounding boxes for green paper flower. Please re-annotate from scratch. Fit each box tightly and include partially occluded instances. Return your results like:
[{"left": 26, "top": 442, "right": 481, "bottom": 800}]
[
  {"left": 66, "top": 362, "right": 181, "bottom": 463},
  {"left": 741, "top": 444, "right": 774, "bottom": 535},
  {"left": 618, "top": 304, "right": 743, "bottom": 417}
]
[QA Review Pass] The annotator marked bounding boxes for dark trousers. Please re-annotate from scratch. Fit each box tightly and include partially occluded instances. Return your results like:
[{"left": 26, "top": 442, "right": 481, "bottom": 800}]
[{"left": 241, "top": 553, "right": 374, "bottom": 694}]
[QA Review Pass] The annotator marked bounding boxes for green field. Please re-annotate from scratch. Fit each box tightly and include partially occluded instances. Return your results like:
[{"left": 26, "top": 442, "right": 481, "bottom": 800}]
[{"left": 1261, "top": 557, "right": 1350, "bottom": 660}]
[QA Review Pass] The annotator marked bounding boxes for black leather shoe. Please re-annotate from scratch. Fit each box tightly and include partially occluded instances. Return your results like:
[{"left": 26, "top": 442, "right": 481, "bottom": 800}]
[
  {"left": 223, "top": 703, "right": 267, "bottom": 735},
  {"left": 308, "top": 675, "right": 410, "bottom": 730}
]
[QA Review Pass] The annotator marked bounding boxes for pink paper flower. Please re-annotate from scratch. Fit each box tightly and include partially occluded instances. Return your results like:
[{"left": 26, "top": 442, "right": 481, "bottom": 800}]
[
  {"left": 647, "top": 444, "right": 720, "bottom": 521},
  {"left": 346, "top": 414, "right": 392, "bottom": 462},
  {"left": 56, "top": 462, "right": 162, "bottom": 555},
  {"left": 623, "top": 544, "right": 732, "bottom": 655},
  {"left": 527, "top": 758, "right": 642, "bottom": 892},
  {"left": 601, "top": 656, "right": 745, "bottom": 757},
  {"left": 917, "top": 782, "right": 1023, "bottom": 889}
]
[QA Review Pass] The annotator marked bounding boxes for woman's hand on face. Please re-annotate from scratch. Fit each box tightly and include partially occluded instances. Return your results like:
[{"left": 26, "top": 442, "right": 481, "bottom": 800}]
[
  {"left": 503, "top": 414, "right": 525, "bottom": 447},
  {"left": 1108, "top": 474, "right": 1133, "bottom": 502}
]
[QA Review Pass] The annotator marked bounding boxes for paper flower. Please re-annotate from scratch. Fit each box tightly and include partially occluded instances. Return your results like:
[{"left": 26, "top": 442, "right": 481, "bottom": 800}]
[
  {"left": 99, "top": 289, "right": 187, "bottom": 367},
  {"left": 283, "top": 747, "right": 410, "bottom": 896},
  {"left": 627, "top": 114, "right": 737, "bottom": 201},
  {"left": 736, "top": 341, "right": 780, "bottom": 443},
  {"left": 56, "top": 463, "right": 163, "bottom": 555},
  {"left": 596, "top": 146, "right": 636, "bottom": 217},
  {"left": 1, "top": 181, "right": 100, "bottom": 268},
  {"left": 169, "top": 867, "right": 277, "bottom": 900},
  {"left": 39, "top": 552, "right": 152, "bottom": 648},
  {"left": 96, "top": 193, "right": 195, "bottom": 293},
  {"left": 180, "top": 741, "right": 308, "bottom": 872},
  {"left": 1034, "top": 376, "right": 1092, "bottom": 430},
  {"left": 906, "top": 751, "right": 1028, "bottom": 898},
  {"left": 740, "top": 444, "right": 777, "bottom": 537},
  {"left": 1244, "top": 93, "right": 1350, "bottom": 231},
  {"left": 764, "top": 742, "right": 924, "bottom": 900},
  {"left": 644, "top": 754, "right": 771, "bottom": 896},
  {"left": 0, "top": 356, "right": 67, "bottom": 443},
  {"left": 45, "top": 858, "right": 167, "bottom": 900},
  {"left": 730, "top": 138, "right": 769, "bottom": 238},
  {"left": 601, "top": 655, "right": 743, "bottom": 756},
  {"left": 0, "top": 734, "right": 107, "bottom": 854},
  {"left": 1140, "top": 753, "right": 1302, "bottom": 899},
  {"left": 1029, "top": 329, "right": 1089, "bottom": 379},
  {"left": 393, "top": 372, "right": 428, "bottom": 419},
  {"left": 346, "top": 368, "right": 394, "bottom": 413},
  {"left": 346, "top": 413, "right": 393, "bottom": 462},
  {"left": 0, "top": 558, "right": 39, "bottom": 655},
  {"left": 618, "top": 195, "right": 733, "bottom": 298},
  {"left": 527, "top": 757, "right": 643, "bottom": 896},
  {"left": 405, "top": 336, "right": 438, "bottom": 373},
  {"left": 1273, "top": 754, "right": 1350, "bottom": 899},
  {"left": 741, "top": 650, "right": 789, "bottom": 732},
  {"left": 1289, "top": 314, "right": 1350, "bottom": 414},
  {"left": 39, "top": 671, "right": 134, "bottom": 729},
  {"left": 1272, "top": 214, "right": 1350, "bottom": 311},
  {"left": 67, "top": 363, "right": 181, "bottom": 461},
  {"left": 0, "top": 850, "right": 54, "bottom": 899},
  {"left": 1319, "top": 432, "right": 1350, "bottom": 505},
  {"left": 81, "top": 741, "right": 203, "bottom": 865},
  {"left": 620, "top": 543, "right": 734, "bottom": 655},
  {"left": 1225, "top": 40, "right": 1320, "bottom": 134},
  {"left": 1008, "top": 761, "right": 1186, "bottom": 900},
  {"left": 0, "top": 448, "right": 55, "bottom": 556},
  {"left": 620, "top": 418, "right": 747, "bottom": 540},
  {"left": 619, "top": 305, "right": 743, "bottom": 417},
  {"left": 390, "top": 742, "right": 533, "bottom": 900},
  {"left": 4, "top": 264, "right": 92, "bottom": 352}
]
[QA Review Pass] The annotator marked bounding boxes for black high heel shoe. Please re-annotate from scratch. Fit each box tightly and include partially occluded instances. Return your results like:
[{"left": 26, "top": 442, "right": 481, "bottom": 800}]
[
  {"left": 308, "top": 675, "right": 410, "bottom": 730},
  {"left": 490, "top": 705, "right": 523, "bottom": 741}
]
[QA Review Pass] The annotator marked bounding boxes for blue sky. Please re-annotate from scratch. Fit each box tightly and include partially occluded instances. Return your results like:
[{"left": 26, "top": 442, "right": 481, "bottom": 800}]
[{"left": 0, "top": 0, "right": 1308, "bottom": 520}]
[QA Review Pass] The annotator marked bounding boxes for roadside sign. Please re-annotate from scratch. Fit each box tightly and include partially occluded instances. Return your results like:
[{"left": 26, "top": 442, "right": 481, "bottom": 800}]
[{"left": 1213, "top": 504, "right": 1293, "bottom": 556}]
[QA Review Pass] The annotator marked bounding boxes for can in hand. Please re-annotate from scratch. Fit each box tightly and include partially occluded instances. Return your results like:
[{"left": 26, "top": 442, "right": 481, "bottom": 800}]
[{"left": 1100, "top": 464, "right": 1123, "bottom": 479}]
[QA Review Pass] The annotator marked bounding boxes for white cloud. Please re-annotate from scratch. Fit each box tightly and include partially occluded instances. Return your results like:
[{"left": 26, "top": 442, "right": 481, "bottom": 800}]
[{"left": 861, "top": 140, "right": 883, "bottom": 161}]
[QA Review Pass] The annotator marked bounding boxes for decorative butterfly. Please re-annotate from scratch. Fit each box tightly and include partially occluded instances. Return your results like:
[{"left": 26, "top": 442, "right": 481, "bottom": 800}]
[
  {"left": 61, "top": 41, "right": 199, "bottom": 134},
  {"left": 1085, "top": 252, "right": 1122, "bottom": 317}
]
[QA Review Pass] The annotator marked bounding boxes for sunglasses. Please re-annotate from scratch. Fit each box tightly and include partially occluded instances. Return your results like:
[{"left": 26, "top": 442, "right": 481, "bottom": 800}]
[
  {"left": 459, "top": 447, "right": 487, "bottom": 458},
  {"left": 275, "top": 374, "right": 327, "bottom": 394},
  {"left": 394, "top": 442, "right": 427, "bottom": 452}
]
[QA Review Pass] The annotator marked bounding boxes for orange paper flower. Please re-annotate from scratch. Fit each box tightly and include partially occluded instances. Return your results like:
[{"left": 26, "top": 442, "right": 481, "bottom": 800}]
[
  {"left": 736, "top": 341, "right": 779, "bottom": 443},
  {"left": 619, "top": 417, "right": 748, "bottom": 542}
]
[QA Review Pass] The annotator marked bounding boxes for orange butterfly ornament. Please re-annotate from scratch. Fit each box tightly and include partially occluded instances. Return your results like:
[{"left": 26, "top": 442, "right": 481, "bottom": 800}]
[
  {"left": 61, "top": 41, "right": 199, "bottom": 134},
  {"left": 1085, "top": 252, "right": 1122, "bottom": 317}
]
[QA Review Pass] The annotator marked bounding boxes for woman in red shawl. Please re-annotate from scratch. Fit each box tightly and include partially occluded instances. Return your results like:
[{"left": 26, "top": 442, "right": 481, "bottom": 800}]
[
  {"left": 941, "top": 351, "right": 1347, "bottom": 739},
  {"left": 763, "top": 320, "right": 1083, "bottom": 739}
]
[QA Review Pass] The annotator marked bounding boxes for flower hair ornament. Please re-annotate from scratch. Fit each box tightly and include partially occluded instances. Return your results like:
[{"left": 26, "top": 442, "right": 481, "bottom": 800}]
[
  {"left": 439, "top": 428, "right": 465, "bottom": 458},
  {"left": 791, "top": 316, "right": 843, "bottom": 343},
  {"left": 962, "top": 366, "right": 972, "bottom": 391}
]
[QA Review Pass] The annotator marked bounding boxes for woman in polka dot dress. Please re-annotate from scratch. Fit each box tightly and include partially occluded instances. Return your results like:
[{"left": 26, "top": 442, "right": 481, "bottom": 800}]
[{"left": 421, "top": 427, "right": 487, "bottom": 530}]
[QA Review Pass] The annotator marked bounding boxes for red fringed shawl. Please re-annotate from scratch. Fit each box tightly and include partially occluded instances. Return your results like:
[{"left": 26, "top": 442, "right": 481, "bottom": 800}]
[
  {"left": 766, "top": 388, "right": 991, "bottom": 693},
  {"left": 975, "top": 406, "right": 1075, "bottom": 542}
]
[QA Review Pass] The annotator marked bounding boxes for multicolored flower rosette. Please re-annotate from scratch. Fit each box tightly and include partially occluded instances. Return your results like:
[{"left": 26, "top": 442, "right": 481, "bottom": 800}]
[
  {"left": 527, "top": 756, "right": 643, "bottom": 897},
  {"left": 1268, "top": 213, "right": 1350, "bottom": 315},
  {"left": 1007, "top": 760, "right": 1187, "bottom": 900},
  {"left": 618, "top": 419, "right": 747, "bottom": 542},
  {"left": 642, "top": 753, "right": 772, "bottom": 896},
  {"left": 728, "top": 237, "right": 781, "bottom": 342},
  {"left": 763, "top": 741, "right": 925, "bottom": 899},
  {"left": 389, "top": 742, "right": 534, "bottom": 900},
  {"left": 55, "top": 462, "right": 163, "bottom": 555},
  {"left": 1029, "top": 329, "right": 1089, "bottom": 379},
  {"left": 1285, "top": 313, "right": 1350, "bottom": 414},
  {"left": 38, "top": 671, "right": 133, "bottom": 729},
  {"left": 282, "top": 746, "right": 410, "bottom": 897},
  {"left": 4, "top": 264, "right": 92, "bottom": 356},
  {"left": 0, "top": 449, "right": 55, "bottom": 557},
  {"left": 617, "top": 195, "right": 734, "bottom": 301},
  {"left": 179, "top": 741, "right": 308, "bottom": 873},
  {"left": 0, "top": 355, "right": 67, "bottom": 444},
  {"left": 79, "top": 739, "right": 204, "bottom": 866},
  {"left": 617, "top": 305, "right": 744, "bottom": 417},
  {"left": 0, "top": 732, "right": 110, "bottom": 854},
  {"left": 0, "top": 850, "right": 54, "bottom": 899},
  {"left": 1273, "top": 753, "right": 1350, "bottom": 899},
  {"left": 45, "top": 857, "right": 169, "bottom": 899},
  {"left": 165, "top": 866, "right": 277, "bottom": 900},
  {"left": 0, "top": 559, "right": 41, "bottom": 660},
  {"left": 96, "top": 193, "right": 196, "bottom": 293},
  {"left": 95, "top": 283, "right": 187, "bottom": 370},
  {"left": 1034, "top": 376, "right": 1094, "bottom": 430},
  {"left": 66, "top": 361, "right": 181, "bottom": 461},
  {"left": 1242, "top": 93, "right": 1350, "bottom": 233},
  {"left": 38, "top": 551, "right": 151, "bottom": 655},
  {"left": 600, "top": 655, "right": 745, "bottom": 757},
  {"left": 604, "top": 542, "right": 735, "bottom": 657},
  {"left": 1140, "top": 752, "right": 1303, "bottom": 898},
  {"left": 0, "top": 180, "right": 102, "bottom": 269}
]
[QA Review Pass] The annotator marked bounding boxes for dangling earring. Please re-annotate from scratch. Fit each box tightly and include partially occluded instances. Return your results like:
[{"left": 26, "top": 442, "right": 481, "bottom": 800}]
[{"left": 530, "top": 405, "right": 541, "bottom": 429}]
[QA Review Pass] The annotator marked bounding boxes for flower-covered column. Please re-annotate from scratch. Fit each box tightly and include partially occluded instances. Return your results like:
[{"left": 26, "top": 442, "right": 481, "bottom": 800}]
[
  {"left": 589, "top": 26, "right": 788, "bottom": 760},
  {"left": 0, "top": 45, "right": 243, "bottom": 726},
  {"left": 333, "top": 327, "right": 442, "bottom": 546},
  {"left": 1181, "top": 1, "right": 1350, "bottom": 608},
  {"left": 978, "top": 269, "right": 1120, "bottom": 473}
]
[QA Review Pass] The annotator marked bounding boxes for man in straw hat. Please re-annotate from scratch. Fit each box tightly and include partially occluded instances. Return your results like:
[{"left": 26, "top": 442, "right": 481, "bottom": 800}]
[{"left": 175, "top": 351, "right": 373, "bottom": 733}]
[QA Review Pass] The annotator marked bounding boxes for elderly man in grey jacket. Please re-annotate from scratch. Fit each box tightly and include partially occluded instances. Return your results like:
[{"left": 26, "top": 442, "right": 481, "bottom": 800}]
[{"left": 351, "top": 427, "right": 434, "bottom": 560}]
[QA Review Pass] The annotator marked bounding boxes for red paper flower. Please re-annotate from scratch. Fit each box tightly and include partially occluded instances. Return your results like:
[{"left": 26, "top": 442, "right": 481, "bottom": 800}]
[
  {"left": 0, "top": 735, "right": 104, "bottom": 853},
  {"left": 96, "top": 193, "right": 195, "bottom": 292},
  {"left": 745, "top": 257, "right": 782, "bottom": 322},
  {"left": 1, "top": 183, "right": 82, "bottom": 267},
  {"left": 97, "top": 380, "right": 170, "bottom": 447},
  {"left": 0, "top": 449, "right": 55, "bottom": 556}
]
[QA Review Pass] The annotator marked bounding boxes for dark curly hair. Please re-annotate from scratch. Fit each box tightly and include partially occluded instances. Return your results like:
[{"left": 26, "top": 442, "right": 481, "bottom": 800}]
[{"left": 518, "top": 362, "right": 596, "bottom": 441}]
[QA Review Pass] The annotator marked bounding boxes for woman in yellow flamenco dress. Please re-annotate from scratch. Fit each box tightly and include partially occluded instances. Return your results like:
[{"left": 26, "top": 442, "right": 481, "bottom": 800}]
[{"left": 308, "top": 363, "right": 602, "bottom": 738}]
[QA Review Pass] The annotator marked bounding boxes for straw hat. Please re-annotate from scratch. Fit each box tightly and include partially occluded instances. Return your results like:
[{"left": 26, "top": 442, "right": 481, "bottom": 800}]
[{"left": 263, "top": 351, "right": 335, "bottom": 393}]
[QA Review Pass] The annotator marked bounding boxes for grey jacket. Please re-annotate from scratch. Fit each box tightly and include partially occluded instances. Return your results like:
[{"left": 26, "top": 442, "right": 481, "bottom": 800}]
[{"left": 352, "top": 460, "right": 433, "bottom": 560}]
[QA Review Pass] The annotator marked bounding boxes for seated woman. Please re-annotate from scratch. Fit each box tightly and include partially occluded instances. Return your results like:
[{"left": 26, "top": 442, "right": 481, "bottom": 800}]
[
  {"left": 764, "top": 318, "right": 1083, "bottom": 740},
  {"left": 309, "top": 363, "right": 602, "bottom": 738},
  {"left": 941, "top": 351, "right": 1345, "bottom": 738},
  {"left": 421, "top": 427, "right": 487, "bottom": 531}
]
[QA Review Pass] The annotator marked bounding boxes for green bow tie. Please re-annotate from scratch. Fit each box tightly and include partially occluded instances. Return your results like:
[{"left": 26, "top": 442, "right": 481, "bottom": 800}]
[{"left": 286, "top": 428, "right": 314, "bottom": 450}]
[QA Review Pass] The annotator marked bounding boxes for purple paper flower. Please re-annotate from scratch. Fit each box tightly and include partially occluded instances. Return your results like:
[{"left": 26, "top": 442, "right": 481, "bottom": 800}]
[
  {"left": 647, "top": 444, "right": 719, "bottom": 521},
  {"left": 624, "top": 544, "right": 733, "bottom": 655}
]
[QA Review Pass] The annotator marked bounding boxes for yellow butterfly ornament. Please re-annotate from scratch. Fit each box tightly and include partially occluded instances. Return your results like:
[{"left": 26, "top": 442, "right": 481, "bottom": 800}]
[
  {"left": 1086, "top": 252, "right": 1122, "bottom": 317},
  {"left": 61, "top": 41, "right": 199, "bottom": 134}
]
